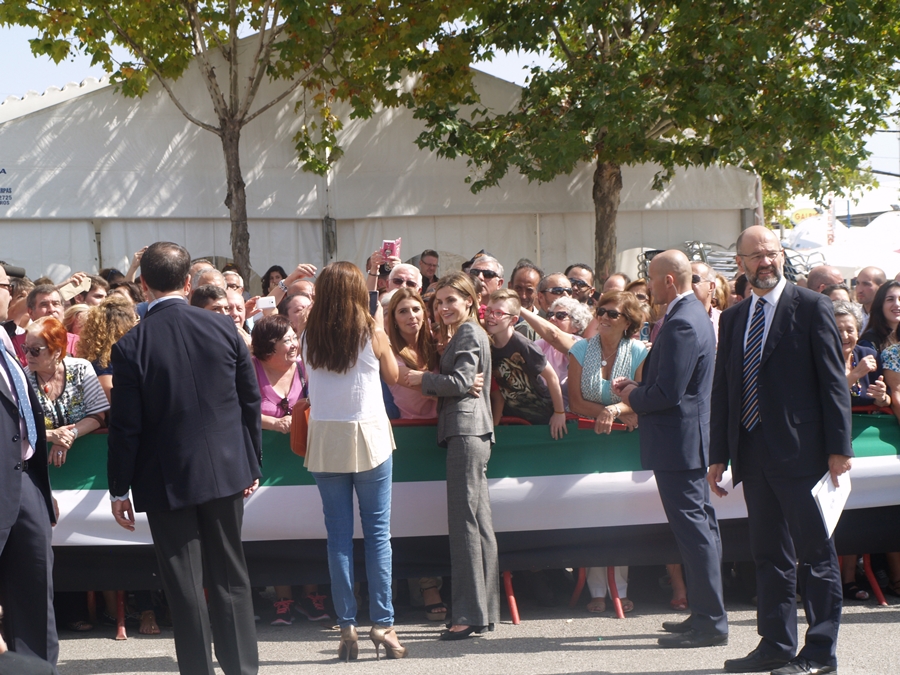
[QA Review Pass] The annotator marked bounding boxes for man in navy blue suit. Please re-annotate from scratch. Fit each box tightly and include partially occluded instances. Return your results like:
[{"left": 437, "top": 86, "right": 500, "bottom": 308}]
[
  {"left": 108, "top": 242, "right": 262, "bottom": 675},
  {"left": 708, "top": 226, "right": 851, "bottom": 675},
  {"left": 614, "top": 250, "right": 727, "bottom": 648}
]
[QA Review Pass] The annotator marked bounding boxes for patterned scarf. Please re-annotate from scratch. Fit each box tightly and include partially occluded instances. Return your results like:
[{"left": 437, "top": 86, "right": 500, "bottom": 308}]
[{"left": 581, "top": 336, "right": 633, "bottom": 405}]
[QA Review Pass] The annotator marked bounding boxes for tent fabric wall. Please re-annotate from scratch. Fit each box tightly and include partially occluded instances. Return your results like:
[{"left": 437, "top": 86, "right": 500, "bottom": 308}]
[
  {"left": 0, "top": 35, "right": 759, "bottom": 280},
  {"left": 0, "top": 220, "right": 97, "bottom": 283}
]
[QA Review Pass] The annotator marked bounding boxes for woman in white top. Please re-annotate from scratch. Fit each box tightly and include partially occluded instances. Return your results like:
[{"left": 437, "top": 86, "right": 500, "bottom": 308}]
[{"left": 302, "top": 262, "right": 405, "bottom": 661}]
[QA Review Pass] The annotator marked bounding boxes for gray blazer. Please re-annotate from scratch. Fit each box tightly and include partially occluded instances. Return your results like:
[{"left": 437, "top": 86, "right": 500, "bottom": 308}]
[{"left": 421, "top": 320, "right": 494, "bottom": 447}]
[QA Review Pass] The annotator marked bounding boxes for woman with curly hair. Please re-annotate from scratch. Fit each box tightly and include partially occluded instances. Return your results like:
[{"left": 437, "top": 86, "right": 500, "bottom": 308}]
[{"left": 76, "top": 295, "right": 137, "bottom": 402}]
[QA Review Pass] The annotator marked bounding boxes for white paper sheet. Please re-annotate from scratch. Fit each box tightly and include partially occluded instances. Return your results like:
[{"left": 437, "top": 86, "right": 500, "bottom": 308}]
[{"left": 811, "top": 471, "right": 852, "bottom": 538}]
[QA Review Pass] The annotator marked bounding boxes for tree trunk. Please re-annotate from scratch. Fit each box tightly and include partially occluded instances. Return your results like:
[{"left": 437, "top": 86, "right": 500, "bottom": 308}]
[
  {"left": 592, "top": 159, "right": 622, "bottom": 281},
  {"left": 220, "top": 122, "right": 252, "bottom": 277}
]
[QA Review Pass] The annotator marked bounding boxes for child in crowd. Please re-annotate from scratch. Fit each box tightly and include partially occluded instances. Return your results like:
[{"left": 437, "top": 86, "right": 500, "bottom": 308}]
[{"left": 484, "top": 289, "right": 567, "bottom": 439}]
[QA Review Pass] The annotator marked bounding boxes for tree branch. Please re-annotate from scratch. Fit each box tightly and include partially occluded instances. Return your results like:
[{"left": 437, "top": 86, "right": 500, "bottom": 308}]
[
  {"left": 640, "top": 10, "right": 664, "bottom": 42},
  {"left": 551, "top": 21, "right": 575, "bottom": 63},
  {"left": 238, "top": 3, "right": 287, "bottom": 121},
  {"left": 645, "top": 118, "right": 675, "bottom": 140},
  {"left": 229, "top": 0, "right": 239, "bottom": 116},
  {"left": 98, "top": 5, "right": 221, "bottom": 135},
  {"left": 181, "top": 0, "right": 230, "bottom": 122}
]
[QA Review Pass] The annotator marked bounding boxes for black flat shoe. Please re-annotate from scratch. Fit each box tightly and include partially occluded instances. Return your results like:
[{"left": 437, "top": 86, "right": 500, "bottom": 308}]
[
  {"left": 662, "top": 616, "right": 693, "bottom": 633},
  {"left": 724, "top": 646, "right": 791, "bottom": 673},
  {"left": 439, "top": 625, "right": 481, "bottom": 641},
  {"left": 658, "top": 628, "right": 727, "bottom": 649}
]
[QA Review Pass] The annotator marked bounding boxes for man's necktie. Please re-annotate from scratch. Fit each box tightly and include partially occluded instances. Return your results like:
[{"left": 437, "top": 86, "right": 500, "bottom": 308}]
[
  {"left": 741, "top": 298, "right": 766, "bottom": 431},
  {"left": 2, "top": 348, "right": 38, "bottom": 450}
]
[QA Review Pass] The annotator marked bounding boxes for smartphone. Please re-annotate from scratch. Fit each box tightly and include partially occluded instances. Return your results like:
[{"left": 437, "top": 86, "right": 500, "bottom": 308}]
[
  {"left": 257, "top": 295, "right": 277, "bottom": 310},
  {"left": 381, "top": 237, "right": 402, "bottom": 261},
  {"left": 639, "top": 321, "right": 650, "bottom": 342},
  {"left": 59, "top": 276, "right": 92, "bottom": 302},
  {"left": 368, "top": 291, "right": 379, "bottom": 317}
]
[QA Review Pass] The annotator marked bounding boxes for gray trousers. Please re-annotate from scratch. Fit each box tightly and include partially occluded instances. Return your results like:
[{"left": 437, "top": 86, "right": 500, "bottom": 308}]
[{"left": 446, "top": 434, "right": 500, "bottom": 626}]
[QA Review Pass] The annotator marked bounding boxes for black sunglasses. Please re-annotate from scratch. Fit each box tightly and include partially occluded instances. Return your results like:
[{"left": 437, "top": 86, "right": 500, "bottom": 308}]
[
  {"left": 544, "top": 287, "right": 573, "bottom": 296},
  {"left": 567, "top": 278, "right": 589, "bottom": 288},
  {"left": 391, "top": 278, "right": 418, "bottom": 288},
  {"left": 277, "top": 397, "right": 293, "bottom": 415},
  {"left": 22, "top": 345, "right": 49, "bottom": 358},
  {"left": 549, "top": 311, "right": 571, "bottom": 321},
  {"left": 596, "top": 307, "right": 623, "bottom": 320},
  {"left": 469, "top": 268, "right": 500, "bottom": 280}
]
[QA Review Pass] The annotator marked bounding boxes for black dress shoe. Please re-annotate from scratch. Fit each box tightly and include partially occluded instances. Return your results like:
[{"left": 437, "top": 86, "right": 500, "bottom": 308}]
[
  {"left": 658, "top": 628, "right": 727, "bottom": 648},
  {"left": 662, "top": 616, "right": 693, "bottom": 633},
  {"left": 771, "top": 657, "right": 836, "bottom": 674},
  {"left": 439, "top": 625, "right": 482, "bottom": 641},
  {"left": 724, "top": 646, "right": 792, "bottom": 673}
]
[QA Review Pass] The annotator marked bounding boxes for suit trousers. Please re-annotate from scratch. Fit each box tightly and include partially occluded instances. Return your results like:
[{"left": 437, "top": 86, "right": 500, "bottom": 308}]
[
  {"left": 446, "top": 434, "right": 500, "bottom": 627},
  {"left": 0, "top": 469, "right": 58, "bottom": 673},
  {"left": 739, "top": 426, "right": 841, "bottom": 666},
  {"left": 146, "top": 492, "right": 258, "bottom": 675},
  {"left": 654, "top": 468, "right": 728, "bottom": 636}
]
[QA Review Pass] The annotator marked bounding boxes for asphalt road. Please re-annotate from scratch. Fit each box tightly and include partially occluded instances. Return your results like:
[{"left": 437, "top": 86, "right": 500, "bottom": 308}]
[{"left": 56, "top": 594, "right": 900, "bottom": 674}]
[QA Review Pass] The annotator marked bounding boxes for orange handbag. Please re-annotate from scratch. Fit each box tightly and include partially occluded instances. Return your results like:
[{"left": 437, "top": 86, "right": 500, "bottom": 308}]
[{"left": 289, "top": 401, "right": 311, "bottom": 457}]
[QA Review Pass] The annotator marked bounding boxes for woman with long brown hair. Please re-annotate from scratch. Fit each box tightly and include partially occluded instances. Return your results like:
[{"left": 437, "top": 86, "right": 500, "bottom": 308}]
[
  {"left": 406, "top": 272, "right": 498, "bottom": 640},
  {"left": 301, "top": 262, "right": 405, "bottom": 661}
]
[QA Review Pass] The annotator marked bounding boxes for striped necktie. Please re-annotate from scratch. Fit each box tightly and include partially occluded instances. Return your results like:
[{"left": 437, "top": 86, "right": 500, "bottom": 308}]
[
  {"left": 2, "top": 348, "right": 38, "bottom": 450},
  {"left": 741, "top": 298, "right": 766, "bottom": 431}
]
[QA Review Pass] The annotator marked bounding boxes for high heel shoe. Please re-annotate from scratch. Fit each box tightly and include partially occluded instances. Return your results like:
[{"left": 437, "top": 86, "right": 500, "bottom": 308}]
[
  {"left": 338, "top": 625, "right": 359, "bottom": 662},
  {"left": 369, "top": 624, "right": 407, "bottom": 660}
]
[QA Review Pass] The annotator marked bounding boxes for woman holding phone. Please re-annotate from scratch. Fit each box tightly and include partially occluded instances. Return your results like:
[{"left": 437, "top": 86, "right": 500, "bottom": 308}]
[
  {"left": 302, "top": 262, "right": 405, "bottom": 661},
  {"left": 406, "top": 272, "right": 498, "bottom": 641}
]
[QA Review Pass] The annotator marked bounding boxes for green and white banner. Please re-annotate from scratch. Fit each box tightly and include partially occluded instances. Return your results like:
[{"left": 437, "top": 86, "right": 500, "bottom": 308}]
[{"left": 49, "top": 416, "right": 900, "bottom": 547}]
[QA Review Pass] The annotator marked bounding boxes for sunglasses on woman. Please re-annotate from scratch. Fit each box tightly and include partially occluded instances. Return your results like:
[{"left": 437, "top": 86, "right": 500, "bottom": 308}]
[
  {"left": 549, "top": 311, "right": 571, "bottom": 321},
  {"left": 468, "top": 268, "right": 500, "bottom": 280},
  {"left": 22, "top": 345, "right": 49, "bottom": 358},
  {"left": 277, "top": 397, "right": 293, "bottom": 415},
  {"left": 596, "top": 307, "right": 623, "bottom": 320}
]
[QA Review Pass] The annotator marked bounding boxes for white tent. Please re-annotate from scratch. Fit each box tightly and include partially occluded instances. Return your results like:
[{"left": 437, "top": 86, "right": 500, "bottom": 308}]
[{"left": 0, "top": 40, "right": 760, "bottom": 286}]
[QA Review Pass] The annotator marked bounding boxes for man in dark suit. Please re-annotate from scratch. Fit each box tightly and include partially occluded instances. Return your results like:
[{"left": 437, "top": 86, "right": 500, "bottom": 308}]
[
  {"left": 108, "top": 242, "right": 262, "bottom": 675},
  {"left": 708, "top": 226, "right": 851, "bottom": 675},
  {"left": 0, "top": 263, "right": 58, "bottom": 673},
  {"left": 614, "top": 250, "right": 727, "bottom": 648}
]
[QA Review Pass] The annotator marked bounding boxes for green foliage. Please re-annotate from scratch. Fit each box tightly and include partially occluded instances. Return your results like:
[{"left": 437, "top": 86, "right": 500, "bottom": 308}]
[{"left": 414, "top": 0, "right": 900, "bottom": 202}]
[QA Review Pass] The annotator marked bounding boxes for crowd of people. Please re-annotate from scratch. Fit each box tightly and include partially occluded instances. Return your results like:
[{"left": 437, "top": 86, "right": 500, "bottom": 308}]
[{"left": 0, "top": 229, "right": 898, "bottom": 674}]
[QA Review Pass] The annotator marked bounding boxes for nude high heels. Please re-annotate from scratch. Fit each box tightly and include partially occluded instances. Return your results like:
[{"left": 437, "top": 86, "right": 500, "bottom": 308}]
[
  {"left": 369, "top": 624, "right": 407, "bottom": 660},
  {"left": 338, "top": 625, "right": 359, "bottom": 662}
]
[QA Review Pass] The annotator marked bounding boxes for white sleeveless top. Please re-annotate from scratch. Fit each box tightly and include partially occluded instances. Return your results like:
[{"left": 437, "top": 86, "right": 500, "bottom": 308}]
[{"left": 302, "top": 337, "right": 395, "bottom": 473}]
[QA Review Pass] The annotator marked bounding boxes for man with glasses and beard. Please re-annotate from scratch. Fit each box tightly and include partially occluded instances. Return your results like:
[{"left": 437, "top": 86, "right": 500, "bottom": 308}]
[{"left": 708, "top": 225, "right": 851, "bottom": 675}]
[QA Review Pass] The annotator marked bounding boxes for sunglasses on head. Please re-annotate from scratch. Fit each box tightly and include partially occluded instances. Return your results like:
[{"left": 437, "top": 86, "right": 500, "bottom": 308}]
[
  {"left": 391, "top": 278, "right": 418, "bottom": 288},
  {"left": 468, "top": 268, "right": 500, "bottom": 280},
  {"left": 549, "top": 311, "right": 571, "bottom": 321},
  {"left": 596, "top": 307, "right": 623, "bottom": 319},
  {"left": 22, "top": 345, "right": 49, "bottom": 358},
  {"left": 567, "top": 278, "right": 588, "bottom": 288},
  {"left": 545, "top": 287, "right": 573, "bottom": 296}
]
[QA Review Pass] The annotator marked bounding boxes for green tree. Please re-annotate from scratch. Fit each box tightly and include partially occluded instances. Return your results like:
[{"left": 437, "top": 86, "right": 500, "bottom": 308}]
[
  {"left": 1, "top": 0, "right": 474, "bottom": 275},
  {"left": 414, "top": 1, "right": 900, "bottom": 277}
]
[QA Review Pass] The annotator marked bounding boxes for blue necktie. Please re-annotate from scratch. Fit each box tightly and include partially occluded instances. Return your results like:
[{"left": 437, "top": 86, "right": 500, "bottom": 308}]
[
  {"left": 741, "top": 298, "right": 766, "bottom": 431},
  {"left": 2, "top": 348, "right": 38, "bottom": 450}
]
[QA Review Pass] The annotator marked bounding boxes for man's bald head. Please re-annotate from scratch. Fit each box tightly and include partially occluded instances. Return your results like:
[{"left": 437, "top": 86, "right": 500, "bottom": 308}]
[
  {"left": 649, "top": 250, "right": 692, "bottom": 301},
  {"left": 806, "top": 265, "right": 843, "bottom": 293}
]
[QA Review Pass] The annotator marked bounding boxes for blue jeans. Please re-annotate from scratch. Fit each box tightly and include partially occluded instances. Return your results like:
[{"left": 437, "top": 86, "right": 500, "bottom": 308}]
[{"left": 311, "top": 455, "right": 394, "bottom": 628}]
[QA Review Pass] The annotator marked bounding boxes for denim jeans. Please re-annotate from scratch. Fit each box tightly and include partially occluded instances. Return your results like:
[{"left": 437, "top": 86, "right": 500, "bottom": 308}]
[{"left": 311, "top": 455, "right": 394, "bottom": 628}]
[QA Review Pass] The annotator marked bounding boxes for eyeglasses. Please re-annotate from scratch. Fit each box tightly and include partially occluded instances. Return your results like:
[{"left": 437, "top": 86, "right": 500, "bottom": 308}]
[
  {"left": 469, "top": 268, "right": 500, "bottom": 280},
  {"left": 549, "top": 311, "right": 571, "bottom": 321},
  {"left": 567, "top": 278, "right": 589, "bottom": 288},
  {"left": 691, "top": 274, "right": 712, "bottom": 285},
  {"left": 544, "top": 287, "right": 573, "bottom": 296},
  {"left": 391, "top": 278, "right": 418, "bottom": 288},
  {"left": 22, "top": 345, "right": 49, "bottom": 358},
  {"left": 485, "top": 309, "right": 515, "bottom": 320},
  {"left": 737, "top": 249, "right": 783, "bottom": 264},
  {"left": 277, "top": 397, "right": 293, "bottom": 415},
  {"left": 596, "top": 307, "right": 623, "bottom": 320}
]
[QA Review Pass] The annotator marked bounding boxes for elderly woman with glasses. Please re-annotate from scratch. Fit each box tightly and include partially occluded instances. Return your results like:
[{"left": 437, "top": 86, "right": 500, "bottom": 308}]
[
  {"left": 23, "top": 317, "right": 108, "bottom": 466},
  {"left": 568, "top": 291, "right": 648, "bottom": 615}
]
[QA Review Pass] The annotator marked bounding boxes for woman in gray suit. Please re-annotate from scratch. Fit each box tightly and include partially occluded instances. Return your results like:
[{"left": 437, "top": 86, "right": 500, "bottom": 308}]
[{"left": 407, "top": 272, "right": 498, "bottom": 640}]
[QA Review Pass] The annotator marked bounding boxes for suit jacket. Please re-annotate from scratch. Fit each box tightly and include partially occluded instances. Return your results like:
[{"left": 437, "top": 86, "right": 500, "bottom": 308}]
[
  {"left": 107, "top": 299, "right": 262, "bottom": 512},
  {"left": 709, "top": 283, "right": 852, "bottom": 484},
  {"left": 421, "top": 320, "right": 494, "bottom": 447},
  {"left": 0, "top": 345, "right": 55, "bottom": 532},
  {"left": 628, "top": 294, "right": 716, "bottom": 472}
]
